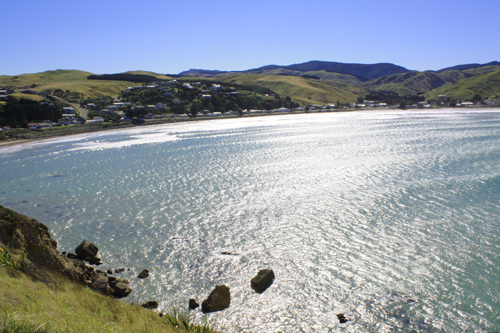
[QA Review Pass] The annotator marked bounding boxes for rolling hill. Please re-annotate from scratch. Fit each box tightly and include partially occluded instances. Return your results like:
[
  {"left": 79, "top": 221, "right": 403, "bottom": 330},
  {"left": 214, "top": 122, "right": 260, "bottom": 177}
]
[
  {"left": 0, "top": 70, "right": 168, "bottom": 103},
  {"left": 1, "top": 60, "right": 499, "bottom": 107}
]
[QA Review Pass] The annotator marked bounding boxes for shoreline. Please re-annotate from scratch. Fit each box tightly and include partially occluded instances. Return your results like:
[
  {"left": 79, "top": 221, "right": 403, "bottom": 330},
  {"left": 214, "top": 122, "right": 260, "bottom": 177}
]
[{"left": 1, "top": 106, "right": 499, "bottom": 149}]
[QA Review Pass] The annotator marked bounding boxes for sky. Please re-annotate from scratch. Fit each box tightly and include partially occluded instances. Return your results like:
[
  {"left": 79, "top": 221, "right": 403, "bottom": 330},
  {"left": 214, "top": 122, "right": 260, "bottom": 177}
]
[{"left": 2, "top": 0, "right": 499, "bottom": 76}]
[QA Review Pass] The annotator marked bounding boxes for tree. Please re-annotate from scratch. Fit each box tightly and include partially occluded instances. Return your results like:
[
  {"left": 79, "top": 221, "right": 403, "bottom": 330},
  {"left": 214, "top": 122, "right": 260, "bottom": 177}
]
[{"left": 189, "top": 101, "right": 201, "bottom": 117}]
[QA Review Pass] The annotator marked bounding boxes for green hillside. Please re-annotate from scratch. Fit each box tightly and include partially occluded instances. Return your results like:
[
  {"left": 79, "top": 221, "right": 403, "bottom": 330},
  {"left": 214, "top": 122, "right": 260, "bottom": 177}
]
[
  {"left": 366, "top": 71, "right": 452, "bottom": 95},
  {"left": 0, "top": 70, "right": 147, "bottom": 103},
  {"left": 214, "top": 74, "right": 363, "bottom": 104},
  {"left": 2, "top": 61, "right": 500, "bottom": 108},
  {"left": 426, "top": 70, "right": 500, "bottom": 100}
]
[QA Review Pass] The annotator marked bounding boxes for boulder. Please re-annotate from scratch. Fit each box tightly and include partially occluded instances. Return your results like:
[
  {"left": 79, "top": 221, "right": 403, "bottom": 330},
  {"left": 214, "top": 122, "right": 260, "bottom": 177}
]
[
  {"left": 86, "top": 256, "right": 102, "bottom": 265},
  {"left": 251, "top": 269, "right": 275, "bottom": 293},
  {"left": 91, "top": 274, "right": 110, "bottom": 294},
  {"left": 115, "top": 268, "right": 125, "bottom": 273},
  {"left": 138, "top": 269, "right": 149, "bottom": 279},
  {"left": 188, "top": 298, "right": 199, "bottom": 310},
  {"left": 112, "top": 282, "right": 132, "bottom": 298},
  {"left": 201, "top": 285, "right": 230, "bottom": 313},
  {"left": 141, "top": 301, "right": 159, "bottom": 309},
  {"left": 108, "top": 276, "right": 129, "bottom": 288},
  {"left": 75, "top": 240, "right": 99, "bottom": 260}
]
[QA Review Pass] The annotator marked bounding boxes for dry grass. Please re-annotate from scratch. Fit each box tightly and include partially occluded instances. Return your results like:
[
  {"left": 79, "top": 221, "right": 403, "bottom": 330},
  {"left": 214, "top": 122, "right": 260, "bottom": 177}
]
[{"left": 0, "top": 267, "right": 214, "bottom": 332}]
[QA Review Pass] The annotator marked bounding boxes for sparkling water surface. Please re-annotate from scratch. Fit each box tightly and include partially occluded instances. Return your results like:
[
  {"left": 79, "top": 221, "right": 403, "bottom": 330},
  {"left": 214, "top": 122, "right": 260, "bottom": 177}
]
[{"left": 1, "top": 109, "right": 500, "bottom": 332}]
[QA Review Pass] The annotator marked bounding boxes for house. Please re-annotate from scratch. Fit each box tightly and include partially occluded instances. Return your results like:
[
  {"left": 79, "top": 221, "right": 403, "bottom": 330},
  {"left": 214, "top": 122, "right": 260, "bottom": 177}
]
[
  {"left": 211, "top": 84, "right": 222, "bottom": 91},
  {"left": 28, "top": 123, "right": 41, "bottom": 130},
  {"left": 87, "top": 117, "right": 105, "bottom": 123},
  {"left": 0, "top": 88, "right": 8, "bottom": 100},
  {"left": 62, "top": 107, "right": 75, "bottom": 113},
  {"left": 459, "top": 102, "right": 474, "bottom": 107},
  {"left": 59, "top": 114, "right": 76, "bottom": 125},
  {"left": 275, "top": 107, "right": 290, "bottom": 113}
]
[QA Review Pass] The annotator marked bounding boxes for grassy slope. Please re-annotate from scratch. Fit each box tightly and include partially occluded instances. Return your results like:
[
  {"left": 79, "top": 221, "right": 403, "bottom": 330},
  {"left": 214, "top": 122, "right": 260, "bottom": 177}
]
[
  {"left": 0, "top": 268, "right": 212, "bottom": 332},
  {"left": 365, "top": 71, "right": 450, "bottom": 95},
  {"left": 426, "top": 69, "right": 500, "bottom": 99},
  {"left": 241, "top": 68, "right": 363, "bottom": 86},
  {"left": 0, "top": 70, "right": 143, "bottom": 102},
  {"left": 215, "top": 74, "right": 363, "bottom": 104}
]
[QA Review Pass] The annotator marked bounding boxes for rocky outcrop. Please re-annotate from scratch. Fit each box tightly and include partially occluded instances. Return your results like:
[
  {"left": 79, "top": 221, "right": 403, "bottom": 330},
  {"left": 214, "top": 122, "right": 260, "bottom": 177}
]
[
  {"left": 201, "top": 285, "right": 231, "bottom": 313},
  {"left": 0, "top": 206, "right": 133, "bottom": 298},
  {"left": 251, "top": 269, "right": 275, "bottom": 293},
  {"left": 75, "top": 240, "right": 98, "bottom": 260},
  {"left": 0, "top": 206, "right": 86, "bottom": 282},
  {"left": 75, "top": 240, "right": 102, "bottom": 265}
]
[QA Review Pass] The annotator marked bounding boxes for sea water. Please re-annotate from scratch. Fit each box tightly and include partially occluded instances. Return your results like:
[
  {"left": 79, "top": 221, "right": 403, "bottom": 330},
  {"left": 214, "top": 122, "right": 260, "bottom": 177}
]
[{"left": 1, "top": 109, "right": 499, "bottom": 332}]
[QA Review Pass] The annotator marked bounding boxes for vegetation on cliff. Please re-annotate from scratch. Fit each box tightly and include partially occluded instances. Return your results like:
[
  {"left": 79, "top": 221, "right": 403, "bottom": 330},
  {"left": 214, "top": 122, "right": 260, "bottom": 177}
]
[{"left": 0, "top": 206, "right": 215, "bottom": 332}]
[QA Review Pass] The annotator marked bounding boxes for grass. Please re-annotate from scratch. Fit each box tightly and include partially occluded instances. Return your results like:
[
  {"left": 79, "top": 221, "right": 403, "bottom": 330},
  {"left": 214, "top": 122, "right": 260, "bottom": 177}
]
[
  {"left": 0, "top": 267, "right": 215, "bottom": 332},
  {"left": 0, "top": 247, "right": 25, "bottom": 271},
  {"left": 216, "top": 73, "right": 363, "bottom": 104},
  {"left": 0, "top": 70, "right": 156, "bottom": 103},
  {"left": 426, "top": 69, "right": 500, "bottom": 100}
]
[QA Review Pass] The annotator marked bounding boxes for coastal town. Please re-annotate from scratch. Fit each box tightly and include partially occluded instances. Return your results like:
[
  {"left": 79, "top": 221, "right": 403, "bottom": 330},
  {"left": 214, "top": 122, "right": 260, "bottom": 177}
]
[{"left": 1, "top": 79, "right": 499, "bottom": 133}]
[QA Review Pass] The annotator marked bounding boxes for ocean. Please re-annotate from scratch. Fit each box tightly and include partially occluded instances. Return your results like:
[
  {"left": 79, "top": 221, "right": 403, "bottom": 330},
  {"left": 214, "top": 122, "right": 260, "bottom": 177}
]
[{"left": 1, "top": 109, "right": 499, "bottom": 332}]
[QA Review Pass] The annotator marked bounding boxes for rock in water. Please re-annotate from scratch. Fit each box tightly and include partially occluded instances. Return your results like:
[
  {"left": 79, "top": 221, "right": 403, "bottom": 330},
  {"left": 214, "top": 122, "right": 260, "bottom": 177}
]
[
  {"left": 201, "top": 285, "right": 231, "bottom": 313},
  {"left": 141, "top": 301, "right": 158, "bottom": 309},
  {"left": 138, "top": 269, "right": 149, "bottom": 278},
  {"left": 188, "top": 298, "right": 199, "bottom": 310},
  {"left": 251, "top": 269, "right": 275, "bottom": 293},
  {"left": 75, "top": 240, "right": 99, "bottom": 260}
]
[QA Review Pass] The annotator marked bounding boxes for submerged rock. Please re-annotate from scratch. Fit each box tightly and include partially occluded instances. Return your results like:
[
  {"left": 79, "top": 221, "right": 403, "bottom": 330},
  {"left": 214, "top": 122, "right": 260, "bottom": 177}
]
[
  {"left": 251, "top": 269, "right": 275, "bottom": 293},
  {"left": 201, "top": 285, "right": 231, "bottom": 313}
]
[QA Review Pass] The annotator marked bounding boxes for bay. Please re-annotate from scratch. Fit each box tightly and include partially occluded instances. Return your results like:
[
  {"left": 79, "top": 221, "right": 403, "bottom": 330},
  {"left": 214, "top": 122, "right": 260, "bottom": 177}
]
[{"left": 1, "top": 109, "right": 500, "bottom": 332}]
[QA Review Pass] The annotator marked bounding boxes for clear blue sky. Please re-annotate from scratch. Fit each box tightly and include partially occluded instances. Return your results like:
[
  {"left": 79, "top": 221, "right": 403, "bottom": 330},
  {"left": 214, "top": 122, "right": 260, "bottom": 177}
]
[{"left": 2, "top": 0, "right": 499, "bottom": 75}]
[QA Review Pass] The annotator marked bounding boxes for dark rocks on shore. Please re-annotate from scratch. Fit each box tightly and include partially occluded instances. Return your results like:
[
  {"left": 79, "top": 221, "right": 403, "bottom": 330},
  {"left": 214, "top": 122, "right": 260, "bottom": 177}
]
[
  {"left": 138, "top": 269, "right": 149, "bottom": 279},
  {"left": 112, "top": 282, "right": 133, "bottom": 298},
  {"left": 251, "top": 269, "right": 275, "bottom": 293},
  {"left": 188, "top": 298, "right": 199, "bottom": 310},
  {"left": 141, "top": 301, "right": 159, "bottom": 309},
  {"left": 0, "top": 207, "right": 135, "bottom": 301},
  {"left": 86, "top": 256, "right": 103, "bottom": 265},
  {"left": 115, "top": 268, "right": 125, "bottom": 273},
  {"left": 67, "top": 253, "right": 78, "bottom": 259},
  {"left": 91, "top": 274, "right": 111, "bottom": 294},
  {"left": 201, "top": 285, "right": 231, "bottom": 313},
  {"left": 75, "top": 240, "right": 99, "bottom": 260}
]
